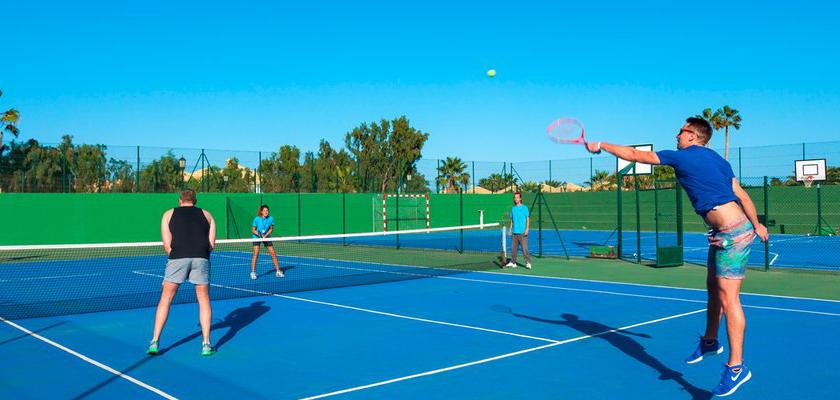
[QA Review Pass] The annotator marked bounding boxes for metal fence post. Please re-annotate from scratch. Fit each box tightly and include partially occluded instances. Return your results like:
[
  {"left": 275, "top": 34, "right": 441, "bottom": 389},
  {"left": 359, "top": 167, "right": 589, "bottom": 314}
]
[
  {"left": 764, "top": 176, "right": 769, "bottom": 271},
  {"left": 136, "top": 146, "right": 140, "bottom": 192}
]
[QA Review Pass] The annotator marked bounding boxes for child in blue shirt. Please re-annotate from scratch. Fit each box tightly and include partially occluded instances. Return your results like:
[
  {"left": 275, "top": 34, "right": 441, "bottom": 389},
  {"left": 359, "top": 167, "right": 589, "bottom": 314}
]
[
  {"left": 586, "top": 117, "right": 768, "bottom": 397},
  {"left": 251, "top": 205, "right": 284, "bottom": 280}
]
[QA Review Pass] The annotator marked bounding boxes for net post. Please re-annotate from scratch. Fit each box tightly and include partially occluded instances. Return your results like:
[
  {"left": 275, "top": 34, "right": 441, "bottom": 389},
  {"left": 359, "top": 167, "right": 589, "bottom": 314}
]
[
  {"left": 342, "top": 192, "right": 347, "bottom": 246},
  {"left": 459, "top": 187, "right": 464, "bottom": 253},
  {"left": 634, "top": 175, "right": 641, "bottom": 264},
  {"left": 654, "top": 180, "right": 660, "bottom": 250},
  {"left": 763, "top": 176, "right": 769, "bottom": 271},
  {"left": 538, "top": 187, "right": 543, "bottom": 257},
  {"left": 501, "top": 225, "right": 507, "bottom": 265}
]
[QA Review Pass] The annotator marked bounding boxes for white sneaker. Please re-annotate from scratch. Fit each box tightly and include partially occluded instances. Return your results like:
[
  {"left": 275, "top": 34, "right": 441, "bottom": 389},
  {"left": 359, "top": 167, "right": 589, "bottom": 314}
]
[
  {"left": 525, "top": 263, "right": 532, "bottom": 270},
  {"left": 250, "top": 271, "right": 257, "bottom": 280},
  {"left": 505, "top": 262, "right": 517, "bottom": 268},
  {"left": 276, "top": 270, "right": 284, "bottom": 278}
]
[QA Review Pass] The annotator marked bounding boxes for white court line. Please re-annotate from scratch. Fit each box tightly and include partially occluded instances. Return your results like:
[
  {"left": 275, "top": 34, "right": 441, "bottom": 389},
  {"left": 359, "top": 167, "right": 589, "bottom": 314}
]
[
  {"left": 299, "top": 308, "right": 707, "bottom": 400},
  {"left": 216, "top": 253, "right": 840, "bottom": 317},
  {"left": 19, "top": 273, "right": 103, "bottom": 281},
  {"left": 0, "top": 316, "right": 177, "bottom": 400},
  {"left": 131, "top": 271, "right": 558, "bottom": 344}
]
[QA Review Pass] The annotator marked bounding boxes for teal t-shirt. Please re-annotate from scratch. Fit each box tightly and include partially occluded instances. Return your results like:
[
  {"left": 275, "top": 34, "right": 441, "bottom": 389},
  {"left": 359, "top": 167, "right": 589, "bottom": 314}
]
[
  {"left": 252, "top": 216, "right": 275, "bottom": 238},
  {"left": 510, "top": 205, "right": 530, "bottom": 234}
]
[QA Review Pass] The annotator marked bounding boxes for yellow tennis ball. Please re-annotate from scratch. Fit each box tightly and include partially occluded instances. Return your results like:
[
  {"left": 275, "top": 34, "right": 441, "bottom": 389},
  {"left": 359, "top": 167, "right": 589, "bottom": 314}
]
[{"left": 487, "top": 69, "right": 496, "bottom": 77}]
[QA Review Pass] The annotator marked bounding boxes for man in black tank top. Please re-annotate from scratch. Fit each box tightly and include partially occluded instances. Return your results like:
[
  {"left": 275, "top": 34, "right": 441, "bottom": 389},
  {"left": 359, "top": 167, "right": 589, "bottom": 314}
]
[{"left": 147, "top": 189, "right": 217, "bottom": 356}]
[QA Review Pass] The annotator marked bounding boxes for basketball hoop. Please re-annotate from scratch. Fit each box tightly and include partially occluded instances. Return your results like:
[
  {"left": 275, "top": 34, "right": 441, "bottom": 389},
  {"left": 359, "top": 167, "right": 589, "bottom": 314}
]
[{"left": 804, "top": 175, "right": 815, "bottom": 188}]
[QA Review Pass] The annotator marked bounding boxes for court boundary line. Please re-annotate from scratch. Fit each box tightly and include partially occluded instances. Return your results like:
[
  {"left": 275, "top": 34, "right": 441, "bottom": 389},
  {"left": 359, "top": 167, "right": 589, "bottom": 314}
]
[
  {"left": 130, "top": 271, "right": 559, "bottom": 344},
  {"left": 299, "top": 308, "right": 707, "bottom": 400},
  {"left": 218, "top": 253, "right": 840, "bottom": 315},
  {"left": 0, "top": 316, "right": 178, "bottom": 400}
]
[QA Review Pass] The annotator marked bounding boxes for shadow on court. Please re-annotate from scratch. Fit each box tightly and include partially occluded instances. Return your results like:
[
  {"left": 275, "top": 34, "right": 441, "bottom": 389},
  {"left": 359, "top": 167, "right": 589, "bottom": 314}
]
[
  {"left": 73, "top": 301, "right": 271, "bottom": 400},
  {"left": 259, "top": 265, "right": 296, "bottom": 278},
  {"left": 493, "top": 306, "right": 712, "bottom": 400},
  {"left": 0, "top": 321, "right": 67, "bottom": 347}
]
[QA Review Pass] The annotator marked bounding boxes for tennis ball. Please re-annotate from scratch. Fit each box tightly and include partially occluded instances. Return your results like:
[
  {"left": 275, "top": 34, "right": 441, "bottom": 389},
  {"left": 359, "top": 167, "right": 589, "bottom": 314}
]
[{"left": 487, "top": 69, "right": 496, "bottom": 77}]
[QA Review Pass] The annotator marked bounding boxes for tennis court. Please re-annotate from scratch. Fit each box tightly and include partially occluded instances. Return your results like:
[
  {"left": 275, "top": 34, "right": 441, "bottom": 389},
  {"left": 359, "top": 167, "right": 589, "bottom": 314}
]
[{"left": 2, "top": 226, "right": 838, "bottom": 399}]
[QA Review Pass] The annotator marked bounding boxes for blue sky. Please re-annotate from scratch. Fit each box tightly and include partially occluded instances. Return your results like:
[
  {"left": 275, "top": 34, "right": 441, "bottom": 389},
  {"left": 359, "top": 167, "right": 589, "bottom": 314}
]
[{"left": 3, "top": 0, "right": 839, "bottom": 162}]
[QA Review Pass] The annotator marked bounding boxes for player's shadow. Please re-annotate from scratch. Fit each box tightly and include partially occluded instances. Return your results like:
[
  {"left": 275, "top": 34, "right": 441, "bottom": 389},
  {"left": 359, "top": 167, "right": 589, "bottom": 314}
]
[
  {"left": 73, "top": 301, "right": 272, "bottom": 400},
  {"left": 500, "top": 308, "right": 712, "bottom": 400},
  {"left": 163, "top": 300, "right": 271, "bottom": 352}
]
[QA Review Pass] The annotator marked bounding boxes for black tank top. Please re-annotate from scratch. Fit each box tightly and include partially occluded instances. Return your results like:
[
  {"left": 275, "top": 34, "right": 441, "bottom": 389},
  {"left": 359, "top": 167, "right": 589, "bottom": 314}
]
[{"left": 169, "top": 206, "right": 211, "bottom": 259}]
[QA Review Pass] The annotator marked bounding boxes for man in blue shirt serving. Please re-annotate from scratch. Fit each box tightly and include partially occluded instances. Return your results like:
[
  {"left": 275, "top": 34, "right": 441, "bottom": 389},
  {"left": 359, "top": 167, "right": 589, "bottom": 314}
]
[
  {"left": 506, "top": 191, "right": 532, "bottom": 269},
  {"left": 586, "top": 117, "right": 768, "bottom": 397}
]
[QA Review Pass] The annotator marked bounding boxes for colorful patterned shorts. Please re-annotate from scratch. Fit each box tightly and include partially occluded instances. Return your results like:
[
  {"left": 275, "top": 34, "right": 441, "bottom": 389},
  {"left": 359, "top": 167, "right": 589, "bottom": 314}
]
[{"left": 707, "top": 218, "right": 756, "bottom": 279}]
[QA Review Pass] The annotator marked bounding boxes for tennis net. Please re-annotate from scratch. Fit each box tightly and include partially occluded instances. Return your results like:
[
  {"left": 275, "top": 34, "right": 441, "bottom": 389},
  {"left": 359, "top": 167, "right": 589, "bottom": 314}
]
[{"left": 0, "top": 224, "right": 502, "bottom": 320}]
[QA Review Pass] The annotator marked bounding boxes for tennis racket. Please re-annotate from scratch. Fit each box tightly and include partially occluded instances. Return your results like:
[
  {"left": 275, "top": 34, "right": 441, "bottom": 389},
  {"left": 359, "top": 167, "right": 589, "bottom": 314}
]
[{"left": 546, "top": 117, "right": 586, "bottom": 145}]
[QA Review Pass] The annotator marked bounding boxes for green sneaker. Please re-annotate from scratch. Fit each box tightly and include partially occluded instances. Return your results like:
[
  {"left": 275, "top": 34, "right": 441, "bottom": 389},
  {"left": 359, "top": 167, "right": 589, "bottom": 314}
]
[
  {"left": 201, "top": 342, "right": 215, "bottom": 356},
  {"left": 146, "top": 340, "right": 159, "bottom": 355}
]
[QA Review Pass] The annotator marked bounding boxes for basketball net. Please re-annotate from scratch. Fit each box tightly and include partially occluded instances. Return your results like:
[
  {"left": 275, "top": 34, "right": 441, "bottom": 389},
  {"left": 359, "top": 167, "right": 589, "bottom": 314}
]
[{"left": 804, "top": 175, "right": 815, "bottom": 188}]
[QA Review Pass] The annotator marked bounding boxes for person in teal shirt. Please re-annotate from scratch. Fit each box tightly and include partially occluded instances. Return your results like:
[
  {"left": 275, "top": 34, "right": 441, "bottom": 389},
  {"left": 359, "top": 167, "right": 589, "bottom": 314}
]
[
  {"left": 251, "top": 205, "right": 284, "bottom": 280},
  {"left": 506, "top": 191, "right": 531, "bottom": 269}
]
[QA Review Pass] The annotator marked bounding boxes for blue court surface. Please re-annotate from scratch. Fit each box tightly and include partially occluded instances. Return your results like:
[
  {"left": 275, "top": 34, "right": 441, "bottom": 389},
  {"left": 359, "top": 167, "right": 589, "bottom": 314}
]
[{"left": 2, "top": 254, "right": 839, "bottom": 399}]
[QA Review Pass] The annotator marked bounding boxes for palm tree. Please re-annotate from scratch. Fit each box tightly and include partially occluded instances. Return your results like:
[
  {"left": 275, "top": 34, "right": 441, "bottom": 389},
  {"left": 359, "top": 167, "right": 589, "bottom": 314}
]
[
  {"left": 695, "top": 108, "right": 722, "bottom": 148},
  {"left": 437, "top": 157, "right": 470, "bottom": 193},
  {"left": 587, "top": 169, "right": 611, "bottom": 191},
  {"left": 718, "top": 105, "right": 742, "bottom": 160},
  {"left": 1, "top": 90, "right": 21, "bottom": 153},
  {"left": 520, "top": 181, "right": 540, "bottom": 193}
]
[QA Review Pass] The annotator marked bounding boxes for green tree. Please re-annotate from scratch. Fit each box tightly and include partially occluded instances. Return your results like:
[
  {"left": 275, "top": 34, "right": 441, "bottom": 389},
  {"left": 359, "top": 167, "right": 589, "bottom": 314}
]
[
  {"left": 313, "top": 139, "right": 356, "bottom": 192},
  {"left": 520, "top": 181, "right": 541, "bottom": 193},
  {"left": 107, "top": 158, "right": 136, "bottom": 192},
  {"left": 259, "top": 145, "right": 301, "bottom": 192},
  {"left": 718, "top": 106, "right": 742, "bottom": 160},
  {"left": 345, "top": 116, "right": 429, "bottom": 193},
  {"left": 299, "top": 151, "right": 317, "bottom": 192},
  {"left": 587, "top": 169, "right": 611, "bottom": 191},
  {"left": 0, "top": 90, "right": 21, "bottom": 153},
  {"left": 140, "top": 152, "right": 183, "bottom": 192},
  {"left": 220, "top": 158, "right": 254, "bottom": 192},
  {"left": 436, "top": 157, "right": 470, "bottom": 193},
  {"left": 696, "top": 108, "right": 723, "bottom": 148},
  {"left": 478, "top": 173, "right": 517, "bottom": 193}
]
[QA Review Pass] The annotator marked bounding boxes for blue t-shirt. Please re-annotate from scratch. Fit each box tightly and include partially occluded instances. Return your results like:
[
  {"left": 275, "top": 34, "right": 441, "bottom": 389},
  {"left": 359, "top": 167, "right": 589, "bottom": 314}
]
[
  {"left": 510, "top": 205, "right": 530, "bottom": 234},
  {"left": 656, "top": 145, "right": 738, "bottom": 215},
  {"left": 252, "top": 216, "right": 275, "bottom": 238}
]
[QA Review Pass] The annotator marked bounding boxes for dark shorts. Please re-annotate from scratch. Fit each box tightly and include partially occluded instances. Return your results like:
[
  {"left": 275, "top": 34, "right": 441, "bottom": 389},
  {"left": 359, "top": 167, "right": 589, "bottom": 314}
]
[
  {"left": 252, "top": 240, "right": 274, "bottom": 247},
  {"left": 707, "top": 218, "right": 756, "bottom": 280}
]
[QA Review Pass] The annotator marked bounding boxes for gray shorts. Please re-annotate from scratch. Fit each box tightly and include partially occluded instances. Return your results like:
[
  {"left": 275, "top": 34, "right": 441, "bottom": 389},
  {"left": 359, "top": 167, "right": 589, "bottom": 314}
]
[{"left": 164, "top": 258, "right": 210, "bottom": 285}]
